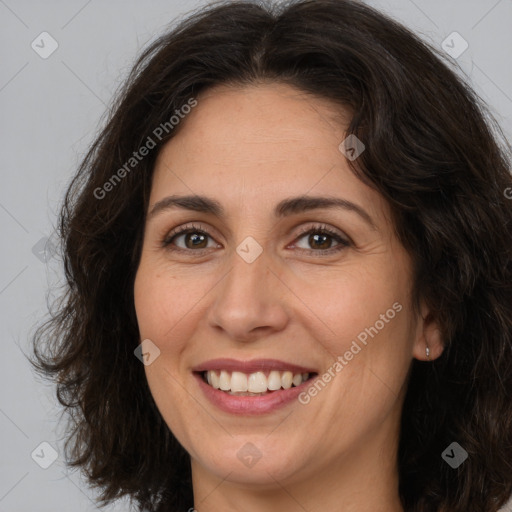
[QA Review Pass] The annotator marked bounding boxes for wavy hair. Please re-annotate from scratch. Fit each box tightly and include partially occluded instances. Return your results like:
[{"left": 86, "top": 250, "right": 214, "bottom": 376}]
[{"left": 29, "top": 0, "right": 512, "bottom": 510}]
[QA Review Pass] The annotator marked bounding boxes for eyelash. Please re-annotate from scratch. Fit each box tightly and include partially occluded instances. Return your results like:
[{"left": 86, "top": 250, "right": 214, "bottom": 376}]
[{"left": 162, "top": 222, "right": 351, "bottom": 256}]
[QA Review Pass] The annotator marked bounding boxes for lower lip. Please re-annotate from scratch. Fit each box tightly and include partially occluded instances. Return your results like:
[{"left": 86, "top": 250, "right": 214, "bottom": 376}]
[{"left": 193, "top": 372, "right": 316, "bottom": 415}]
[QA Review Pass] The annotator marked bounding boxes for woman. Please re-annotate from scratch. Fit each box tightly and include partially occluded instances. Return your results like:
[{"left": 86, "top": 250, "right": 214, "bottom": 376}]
[{"left": 30, "top": 0, "right": 512, "bottom": 511}]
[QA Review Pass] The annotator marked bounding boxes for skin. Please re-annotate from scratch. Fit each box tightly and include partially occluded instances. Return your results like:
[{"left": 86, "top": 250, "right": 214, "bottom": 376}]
[{"left": 133, "top": 82, "right": 443, "bottom": 512}]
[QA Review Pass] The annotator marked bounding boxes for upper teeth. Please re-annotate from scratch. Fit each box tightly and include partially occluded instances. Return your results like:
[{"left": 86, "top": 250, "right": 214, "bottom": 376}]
[{"left": 206, "top": 370, "right": 309, "bottom": 392}]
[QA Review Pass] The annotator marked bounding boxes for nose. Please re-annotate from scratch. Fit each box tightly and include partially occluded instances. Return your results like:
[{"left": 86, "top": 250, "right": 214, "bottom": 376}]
[{"left": 206, "top": 247, "right": 289, "bottom": 343}]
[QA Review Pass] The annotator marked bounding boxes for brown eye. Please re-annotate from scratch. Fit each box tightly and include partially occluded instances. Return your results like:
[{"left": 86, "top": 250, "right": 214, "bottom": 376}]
[
  {"left": 176, "top": 231, "right": 209, "bottom": 249},
  {"left": 292, "top": 225, "right": 351, "bottom": 255},
  {"left": 163, "top": 223, "right": 217, "bottom": 252}
]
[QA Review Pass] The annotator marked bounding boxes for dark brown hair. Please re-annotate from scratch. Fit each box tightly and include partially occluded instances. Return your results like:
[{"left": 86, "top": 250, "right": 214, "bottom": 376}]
[{"left": 29, "top": 0, "right": 512, "bottom": 510}]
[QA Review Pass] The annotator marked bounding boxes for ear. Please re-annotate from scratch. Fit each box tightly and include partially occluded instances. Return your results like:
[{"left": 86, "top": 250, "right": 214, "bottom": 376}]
[{"left": 412, "top": 301, "right": 444, "bottom": 361}]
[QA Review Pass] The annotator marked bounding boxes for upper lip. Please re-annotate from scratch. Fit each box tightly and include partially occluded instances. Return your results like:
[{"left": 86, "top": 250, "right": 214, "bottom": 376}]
[{"left": 192, "top": 358, "right": 317, "bottom": 374}]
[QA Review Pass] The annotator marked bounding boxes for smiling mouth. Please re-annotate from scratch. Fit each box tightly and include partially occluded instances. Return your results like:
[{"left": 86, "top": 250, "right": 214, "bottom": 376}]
[{"left": 198, "top": 369, "right": 318, "bottom": 396}]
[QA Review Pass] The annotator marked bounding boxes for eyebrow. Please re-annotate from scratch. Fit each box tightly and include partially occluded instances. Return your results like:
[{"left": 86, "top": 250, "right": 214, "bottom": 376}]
[{"left": 147, "top": 194, "right": 377, "bottom": 230}]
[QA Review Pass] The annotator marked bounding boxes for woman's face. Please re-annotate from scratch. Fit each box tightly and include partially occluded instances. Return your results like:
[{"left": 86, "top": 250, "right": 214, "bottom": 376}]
[{"left": 134, "top": 83, "right": 440, "bottom": 495}]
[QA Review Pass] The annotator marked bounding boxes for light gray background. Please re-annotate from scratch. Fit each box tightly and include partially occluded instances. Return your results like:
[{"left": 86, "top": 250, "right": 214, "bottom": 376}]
[{"left": 1, "top": 0, "right": 511, "bottom": 510}]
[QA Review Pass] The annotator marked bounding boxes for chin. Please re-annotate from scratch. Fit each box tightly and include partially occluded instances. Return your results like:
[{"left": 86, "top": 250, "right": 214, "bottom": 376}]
[{"left": 193, "top": 437, "right": 308, "bottom": 486}]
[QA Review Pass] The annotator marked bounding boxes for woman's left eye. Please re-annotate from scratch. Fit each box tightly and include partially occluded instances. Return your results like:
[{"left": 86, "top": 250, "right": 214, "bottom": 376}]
[
  {"left": 162, "top": 223, "right": 351, "bottom": 255},
  {"left": 292, "top": 225, "right": 351, "bottom": 254}
]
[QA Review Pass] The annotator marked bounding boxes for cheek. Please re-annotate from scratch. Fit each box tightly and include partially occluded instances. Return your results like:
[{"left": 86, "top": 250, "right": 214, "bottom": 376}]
[
  {"left": 134, "top": 264, "right": 194, "bottom": 439},
  {"left": 317, "top": 265, "right": 413, "bottom": 391},
  {"left": 133, "top": 258, "right": 210, "bottom": 368},
  {"left": 133, "top": 260, "right": 182, "bottom": 347},
  {"left": 318, "top": 265, "right": 405, "bottom": 339}
]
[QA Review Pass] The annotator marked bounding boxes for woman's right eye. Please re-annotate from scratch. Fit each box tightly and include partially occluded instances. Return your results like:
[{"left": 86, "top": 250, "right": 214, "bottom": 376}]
[{"left": 162, "top": 223, "right": 217, "bottom": 252}]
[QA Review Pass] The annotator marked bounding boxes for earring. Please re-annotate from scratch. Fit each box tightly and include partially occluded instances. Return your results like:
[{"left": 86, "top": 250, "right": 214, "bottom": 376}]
[{"left": 426, "top": 346, "right": 430, "bottom": 360}]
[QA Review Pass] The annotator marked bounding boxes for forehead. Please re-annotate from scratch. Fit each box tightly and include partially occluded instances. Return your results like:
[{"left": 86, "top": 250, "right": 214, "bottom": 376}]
[
  {"left": 150, "top": 83, "right": 387, "bottom": 224},
  {"left": 157, "top": 82, "right": 350, "bottom": 167}
]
